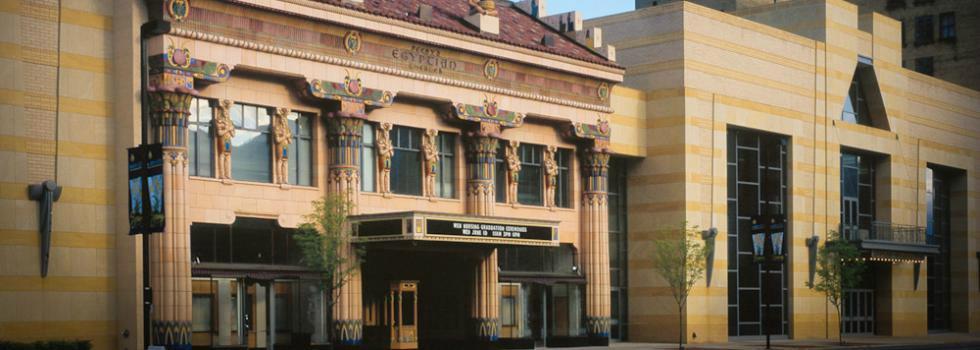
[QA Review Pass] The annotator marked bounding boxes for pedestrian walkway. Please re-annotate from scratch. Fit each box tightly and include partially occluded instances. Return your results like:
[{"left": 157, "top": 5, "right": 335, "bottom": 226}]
[{"left": 558, "top": 333, "right": 980, "bottom": 349}]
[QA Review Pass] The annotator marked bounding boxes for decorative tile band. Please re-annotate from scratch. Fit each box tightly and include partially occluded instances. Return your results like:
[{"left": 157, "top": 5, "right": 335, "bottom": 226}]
[{"left": 169, "top": 28, "right": 615, "bottom": 113}]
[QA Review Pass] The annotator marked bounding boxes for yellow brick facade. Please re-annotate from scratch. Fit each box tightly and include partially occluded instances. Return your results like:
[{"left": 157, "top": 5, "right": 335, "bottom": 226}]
[{"left": 590, "top": 0, "right": 979, "bottom": 343}]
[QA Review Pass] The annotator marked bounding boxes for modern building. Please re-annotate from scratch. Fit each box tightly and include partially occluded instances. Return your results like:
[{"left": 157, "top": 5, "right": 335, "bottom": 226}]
[
  {"left": 638, "top": 0, "right": 980, "bottom": 91},
  {"left": 585, "top": 0, "right": 979, "bottom": 343},
  {"left": 846, "top": 0, "right": 980, "bottom": 91},
  {"left": 0, "top": 1, "right": 977, "bottom": 350}
]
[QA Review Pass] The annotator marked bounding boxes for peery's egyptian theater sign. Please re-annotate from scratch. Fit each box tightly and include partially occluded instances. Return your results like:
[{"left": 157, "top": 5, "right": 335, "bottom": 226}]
[{"left": 351, "top": 211, "right": 559, "bottom": 247}]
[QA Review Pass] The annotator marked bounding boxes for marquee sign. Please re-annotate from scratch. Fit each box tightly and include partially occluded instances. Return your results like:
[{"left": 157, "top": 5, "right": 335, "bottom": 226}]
[{"left": 350, "top": 212, "right": 559, "bottom": 247}]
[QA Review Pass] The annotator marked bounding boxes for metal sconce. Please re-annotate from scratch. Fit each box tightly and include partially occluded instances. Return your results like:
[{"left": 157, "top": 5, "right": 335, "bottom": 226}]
[
  {"left": 27, "top": 180, "right": 62, "bottom": 278},
  {"left": 805, "top": 235, "right": 820, "bottom": 287},
  {"left": 702, "top": 227, "right": 718, "bottom": 287}
]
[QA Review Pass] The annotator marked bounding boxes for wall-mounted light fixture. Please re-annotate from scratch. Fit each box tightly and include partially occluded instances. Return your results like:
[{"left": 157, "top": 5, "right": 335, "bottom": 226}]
[
  {"left": 27, "top": 180, "right": 62, "bottom": 278},
  {"left": 702, "top": 227, "right": 718, "bottom": 287},
  {"left": 805, "top": 235, "right": 820, "bottom": 287}
]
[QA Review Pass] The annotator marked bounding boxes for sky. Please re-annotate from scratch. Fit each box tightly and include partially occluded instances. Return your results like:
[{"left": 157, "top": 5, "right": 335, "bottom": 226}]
[{"left": 522, "top": 0, "right": 636, "bottom": 20}]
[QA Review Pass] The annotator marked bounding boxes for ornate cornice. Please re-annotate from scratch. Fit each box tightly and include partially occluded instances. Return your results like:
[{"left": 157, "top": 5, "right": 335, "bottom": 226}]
[
  {"left": 168, "top": 27, "right": 615, "bottom": 113},
  {"left": 566, "top": 117, "right": 612, "bottom": 150}
]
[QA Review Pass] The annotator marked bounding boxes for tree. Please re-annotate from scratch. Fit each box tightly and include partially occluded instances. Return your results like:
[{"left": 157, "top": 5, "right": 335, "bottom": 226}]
[
  {"left": 652, "top": 223, "right": 712, "bottom": 350},
  {"left": 807, "top": 230, "right": 865, "bottom": 345},
  {"left": 293, "top": 194, "right": 361, "bottom": 342}
]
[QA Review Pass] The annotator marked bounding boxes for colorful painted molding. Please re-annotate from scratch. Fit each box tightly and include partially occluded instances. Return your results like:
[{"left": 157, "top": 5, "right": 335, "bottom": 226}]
[
  {"left": 148, "top": 49, "right": 231, "bottom": 90},
  {"left": 303, "top": 77, "right": 395, "bottom": 109},
  {"left": 452, "top": 97, "right": 524, "bottom": 128}
]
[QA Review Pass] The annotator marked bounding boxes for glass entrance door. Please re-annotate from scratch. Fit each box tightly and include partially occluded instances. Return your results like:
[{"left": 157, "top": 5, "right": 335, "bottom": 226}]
[
  {"left": 192, "top": 277, "right": 329, "bottom": 349},
  {"left": 386, "top": 280, "right": 419, "bottom": 350}
]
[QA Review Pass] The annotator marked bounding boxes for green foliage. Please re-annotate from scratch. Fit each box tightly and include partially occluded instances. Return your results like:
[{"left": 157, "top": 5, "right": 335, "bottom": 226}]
[
  {"left": 293, "top": 193, "right": 361, "bottom": 308},
  {"left": 807, "top": 230, "right": 865, "bottom": 345},
  {"left": 0, "top": 340, "right": 92, "bottom": 350},
  {"left": 651, "top": 222, "right": 711, "bottom": 349}
]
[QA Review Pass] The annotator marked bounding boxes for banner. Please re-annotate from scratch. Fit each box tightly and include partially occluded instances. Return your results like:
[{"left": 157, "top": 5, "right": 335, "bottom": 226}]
[{"left": 128, "top": 144, "right": 165, "bottom": 235}]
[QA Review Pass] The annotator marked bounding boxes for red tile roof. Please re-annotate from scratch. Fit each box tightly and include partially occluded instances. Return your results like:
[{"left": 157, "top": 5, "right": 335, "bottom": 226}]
[{"left": 314, "top": 0, "right": 621, "bottom": 68}]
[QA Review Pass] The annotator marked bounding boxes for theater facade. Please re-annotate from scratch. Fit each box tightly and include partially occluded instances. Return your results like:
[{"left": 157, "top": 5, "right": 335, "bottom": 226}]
[{"left": 0, "top": 0, "right": 977, "bottom": 350}]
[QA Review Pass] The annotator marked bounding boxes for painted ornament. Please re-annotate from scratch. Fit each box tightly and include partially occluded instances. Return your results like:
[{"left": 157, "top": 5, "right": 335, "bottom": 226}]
[
  {"left": 483, "top": 59, "right": 499, "bottom": 80},
  {"left": 344, "top": 31, "right": 362, "bottom": 55},
  {"left": 597, "top": 82, "right": 610, "bottom": 101},
  {"left": 167, "top": 44, "right": 191, "bottom": 69},
  {"left": 168, "top": 0, "right": 189, "bottom": 22},
  {"left": 345, "top": 75, "right": 363, "bottom": 96}
]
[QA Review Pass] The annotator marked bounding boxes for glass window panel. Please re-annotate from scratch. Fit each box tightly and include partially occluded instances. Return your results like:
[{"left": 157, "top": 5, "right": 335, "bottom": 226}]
[
  {"left": 361, "top": 124, "right": 376, "bottom": 192},
  {"left": 738, "top": 290, "right": 760, "bottom": 322},
  {"left": 727, "top": 131, "right": 737, "bottom": 163},
  {"left": 436, "top": 133, "right": 456, "bottom": 198},
  {"left": 737, "top": 150, "right": 758, "bottom": 183},
  {"left": 191, "top": 224, "right": 215, "bottom": 263},
  {"left": 244, "top": 105, "right": 257, "bottom": 129},
  {"left": 231, "top": 218, "right": 273, "bottom": 264},
  {"left": 391, "top": 126, "right": 422, "bottom": 196},
  {"left": 738, "top": 254, "right": 759, "bottom": 287},
  {"left": 736, "top": 132, "right": 758, "bottom": 148},
  {"left": 495, "top": 145, "right": 507, "bottom": 203},
  {"left": 517, "top": 144, "right": 543, "bottom": 206},
  {"left": 557, "top": 149, "right": 572, "bottom": 208},
  {"left": 192, "top": 294, "right": 212, "bottom": 332},
  {"left": 728, "top": 272, "right": 738, "bottom": 301},
  {"left": 232, "top": 130, "right": 272, "bottom": 182},
  {"left": 764, "top": 169, "right": 782, "bottom": 203},
  {"left": 738, "top": 184, "right": 759, "bottom": 216},
  {"left": 231, "top": 104, "right": 243, "bottom": 127},
  {"left": 257, "top": 107, "right": 270, "bottom": 130},
  {"left": 401, "top": 291, "right": 415, "bottom": 326},
  {"left": 298, "top": 139, "right": 312, "bottom": 186},
  {"left": 728, "top": 165, "right": 737, "bottom": 198},
  {"left": 842, "top": 167, "right": 858, "bottom": 198},
  {"left": 501, "top": 297, "right": 515, "bottom": 326}
]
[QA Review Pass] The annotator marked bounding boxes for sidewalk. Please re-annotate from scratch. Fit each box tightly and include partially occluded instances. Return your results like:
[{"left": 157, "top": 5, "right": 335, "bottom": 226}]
[{"left": 560, "top": 333, "right": 980, "bottom": 349}]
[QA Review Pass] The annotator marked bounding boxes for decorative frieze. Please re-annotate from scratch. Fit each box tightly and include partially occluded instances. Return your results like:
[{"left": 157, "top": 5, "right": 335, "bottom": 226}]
[
  {"left": 168, "top": 28, "right": 615, "bottom": 113},
  {"left": 452, "top": 96, "right": 525, "bottom": 128}
]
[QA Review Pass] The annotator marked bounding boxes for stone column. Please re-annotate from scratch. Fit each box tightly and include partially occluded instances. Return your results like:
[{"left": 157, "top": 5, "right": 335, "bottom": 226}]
[
  {"left": 325, "top": 109, "right": 365, "bottom": 345},
  {"left": 464, "top": 124, "right": 501, "bottom": 343},
  {"left": 581, "top": 147, "right": 611, "bottom": 343},
  {"left": 147, "top": 86, "right": 194, "bottom": 349},
  {"left": 464, "top": 126, "right": 499, "bottom": 216}
]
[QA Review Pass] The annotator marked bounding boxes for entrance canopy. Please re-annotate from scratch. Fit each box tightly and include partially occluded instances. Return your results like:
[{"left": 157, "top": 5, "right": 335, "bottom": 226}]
[{"left": 351, "top": 211, "right": 559, "bottom": 247}]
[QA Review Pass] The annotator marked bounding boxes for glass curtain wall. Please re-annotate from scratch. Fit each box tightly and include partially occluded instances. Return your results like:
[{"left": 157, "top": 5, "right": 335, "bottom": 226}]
[{"left": 726, "top": 129, "right": 789, "bottom": 336}]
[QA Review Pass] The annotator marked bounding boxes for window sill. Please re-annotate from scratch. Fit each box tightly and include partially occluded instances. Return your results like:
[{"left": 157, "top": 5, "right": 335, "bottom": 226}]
[
  {"left": 189, "top": 176, "right": 319, "bottom": 191},
  {"left": 495, "top": 202, "right": 576, "bottom": 212},
  {"left": 361, "top": 191, "right": 462, "bottom": 203}
]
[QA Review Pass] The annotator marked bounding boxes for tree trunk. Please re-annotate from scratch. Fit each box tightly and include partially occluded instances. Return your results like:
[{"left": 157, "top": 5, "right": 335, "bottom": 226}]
[
  {"left": 678, "top": 303, "right": 684, "bottom": 350},
  {"left": 837, "top": 305, "right": 843, "bottom": 346}
]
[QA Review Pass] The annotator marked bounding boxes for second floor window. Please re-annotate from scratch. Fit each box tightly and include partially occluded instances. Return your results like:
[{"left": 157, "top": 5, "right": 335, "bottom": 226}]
[
  {"left": 517, "top": 144, "right": 543, "bottom": 206},
  {"left": 842, "top": 77, "right": 871, "bottom": 126},
  {"left": 391, "top": 126, "right": 422, "bottom": 196},
  {"left": 915, "top": 56, "right": 934, "bottom": 76},
  {"left": 287, "top": 112, "right": 313, "bottom": 186},
  {"left": 555, "top": 148, "right": 572, "bottom": 208},
  {"left": 840, "top": 152, "right": 877, "bottom": 238},
  {"left": 915, "top": 15, "right": 933, "bottom": 46},
  {"left": 435, "top": 133, "right": 457, "bottom": 198},
  {"left": 495, "top": 145, "right": 507, "bottom": 203},
  {"left": 939, "top": 12, "right": 955, "bottom": 41},
  {"left": 361, "top": 123, "right": 376, "bottom": 192},
  {"left": 231, "top": 103, "right": 273, "bottom": 183},
  {"left": 188, "top": 98, "right": 213, "bottom": 177}
]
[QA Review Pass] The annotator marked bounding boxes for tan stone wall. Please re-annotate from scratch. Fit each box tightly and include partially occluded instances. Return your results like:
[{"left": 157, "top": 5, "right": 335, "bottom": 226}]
[
  {"left": 591, "top": 0, "right": 979, "bottom": 343},
  {"left": 0, "top": 0, "right": 120, "bottom": 348}
]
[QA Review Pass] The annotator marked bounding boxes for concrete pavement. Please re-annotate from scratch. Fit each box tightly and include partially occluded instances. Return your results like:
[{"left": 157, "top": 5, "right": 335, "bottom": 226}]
[{"left": 556, "top": 333, "right": 980, "bottom": 349}]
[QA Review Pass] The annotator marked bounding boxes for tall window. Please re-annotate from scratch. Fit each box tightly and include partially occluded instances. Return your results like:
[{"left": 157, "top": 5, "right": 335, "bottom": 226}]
[
  {"left": 435, "top": 133, "right": 456, "bottom": 198},
  {"left": 840, "top": 152, "right": 876, "bottom": 240},
  {"left": 361, "top": 123, "right": 376, "bottom": 192},
  {"left": 390, "top": 126, "right": 422, "bottom": 196},
  {"left": 727, "top": 129, "right": 789, "bottom": 336},
  {"left": 939, "top": 12, "right": 956, "bottom": 41},
  {"left": 926, "top": 167, "right": 952, "bottom": 331},
  {"left": 842, "top": 76, "right": 871, "bottom": 126},
  {"left": 556, "top": 148, "right": 572, "bottom": 208},
  {"left": 287, "top": 112, "right": 313, "bottom": 186},
  {"left": 608, "top": 157, "right": 628, "bottom": 340},
  {"left": 495, "top": 144, "right": 507, "bottom": 203},
  {"left": 188, "top": 98, "right": 213, "bottom": 177},
  {"left": 915, "top": 15, "right": 934, "bottom": 46},
  {"left": 231, "top": 103, "right": 273, "bottom": 183},
  {"left": 517, "top": 144, "right": 543, "bottom": 206}
]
